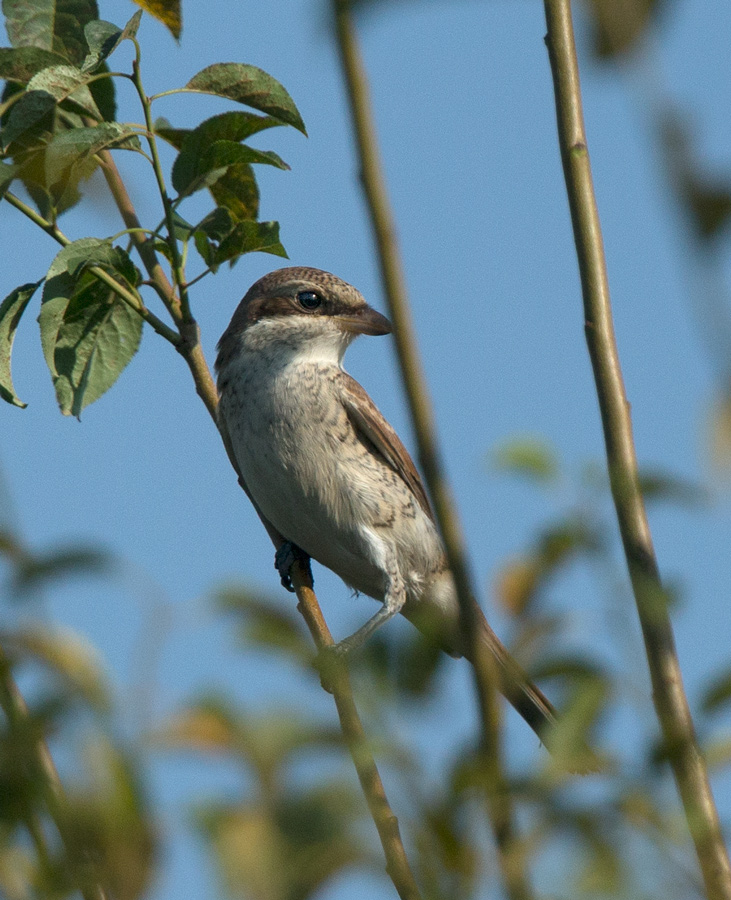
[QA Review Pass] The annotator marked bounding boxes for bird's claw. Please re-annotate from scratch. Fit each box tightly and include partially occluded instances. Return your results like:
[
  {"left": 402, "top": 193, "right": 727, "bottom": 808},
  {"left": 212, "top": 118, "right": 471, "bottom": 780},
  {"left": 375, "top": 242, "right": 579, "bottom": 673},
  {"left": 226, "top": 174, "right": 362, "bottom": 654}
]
[{"left": 274, "top": 541, "right": 312, "bottom": 592}]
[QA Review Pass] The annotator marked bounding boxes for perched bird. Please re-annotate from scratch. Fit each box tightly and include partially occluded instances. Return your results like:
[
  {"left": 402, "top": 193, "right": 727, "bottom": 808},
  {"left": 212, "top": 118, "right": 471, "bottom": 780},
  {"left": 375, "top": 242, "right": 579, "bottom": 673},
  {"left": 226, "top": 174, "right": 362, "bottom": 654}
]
[{"left": 216, "top": 267, "right": 557, "bottom": 742}]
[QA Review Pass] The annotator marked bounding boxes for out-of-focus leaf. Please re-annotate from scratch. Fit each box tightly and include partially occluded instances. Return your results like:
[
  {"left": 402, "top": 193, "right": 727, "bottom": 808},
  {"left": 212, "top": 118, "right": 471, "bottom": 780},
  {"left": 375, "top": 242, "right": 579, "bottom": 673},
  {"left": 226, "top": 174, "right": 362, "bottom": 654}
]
[
  {"left": 703, "top": 737, "right": 731, "bottom": 772},
  {"left": 62, "top": 739, "right": 156, "bottom": 900},
  {"left": 0, "top": 47, "right": 69, "bottom": 83},
  {"left": 39, "top": 239, "right": 142, "bottom": 416},
  {"left": 183, "top": 63, "right": 306, "bottom": 134},
  {"left": 0, "top": 841, "right": 35, "bottom": 900},
  {"left": 576, "top": 827, "right": 623, "bottom": 893},
  {"left": 701, "top": 669, "right": 731, "bottom": 715},
  {"left": 81, "top": 11, "right": 141, "bottom": 72},
  {"left": 0, "top": 626, "right": 109, "bottom": 711},
  {"left": 0, "top": 281, "right": 42, "bottom": 408},
  {"left": 584, "top": 0, "right": 661, "bottom": 58},
  {"left": 495, "top": 555, "right": 541, "bottom": 616},
  {"left": 44, "top": 123, "right": 140, "bottom": 187},
  {"left": 11, "top": 542, "right": 114, "bottom": 594},
  {"left": 152, "top": 698, "right": 240, "bottom": 755},
  {"left": 154, "top": 697, "right": 344, "bottom": 781},
  {"left": 196, "top": 785, "right": 365, "bottom": 900},
  {"left": 27, "top": 65, "right": 100, "bottom": 118},
  {"left": 413, "top": 798, "right": 478, "bottom": 900},
  {"left": 638, "top": 469, "right": 709, "bottom": 507},
  {"left": 216, "top": 585, "right": 311, "bottom": 662},
  {"left": 196, "top": 804, "right": 286, "bottom": 900},
  {"left": 132, "top": 0, "right": 181, "bottom": 40},
  {"left": 709, "top": 391, "right": 731, "bottom": 473},
  {"left": 491, "top": 437, "right": 559, "bottom": 483}
]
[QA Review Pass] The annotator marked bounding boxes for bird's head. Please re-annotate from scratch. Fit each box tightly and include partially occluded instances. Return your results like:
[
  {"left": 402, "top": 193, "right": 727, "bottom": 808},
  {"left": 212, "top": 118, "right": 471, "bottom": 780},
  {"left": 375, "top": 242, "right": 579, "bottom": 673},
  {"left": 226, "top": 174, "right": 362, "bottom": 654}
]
[{"left": 216, "top": 267, "right": 392, "bottom": 370}]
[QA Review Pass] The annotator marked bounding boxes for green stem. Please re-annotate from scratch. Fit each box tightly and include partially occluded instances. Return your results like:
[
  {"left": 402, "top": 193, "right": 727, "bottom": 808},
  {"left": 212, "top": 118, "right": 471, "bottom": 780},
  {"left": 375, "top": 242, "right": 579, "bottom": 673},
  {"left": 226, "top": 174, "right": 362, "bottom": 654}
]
[
  {"left": 130, "top": 57, "right": 192, "bottom": 324},
  {"left": 543, "top": 2, "right": 731, "bottom": 898},
  {"left": 3, "top": 191, "right": 181, "bottom": 346}
]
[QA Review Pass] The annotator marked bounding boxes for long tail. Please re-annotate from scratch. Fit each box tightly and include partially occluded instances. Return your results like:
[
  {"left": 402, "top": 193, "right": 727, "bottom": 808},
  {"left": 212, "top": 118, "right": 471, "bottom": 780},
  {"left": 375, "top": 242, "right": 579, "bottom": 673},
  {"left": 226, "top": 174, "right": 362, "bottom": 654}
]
[
  {"left": 464, "top": 609, "right": 558, "bottom": 743},
  {"left": 402, "top": 595, "right": 558, "bottom": 745}
]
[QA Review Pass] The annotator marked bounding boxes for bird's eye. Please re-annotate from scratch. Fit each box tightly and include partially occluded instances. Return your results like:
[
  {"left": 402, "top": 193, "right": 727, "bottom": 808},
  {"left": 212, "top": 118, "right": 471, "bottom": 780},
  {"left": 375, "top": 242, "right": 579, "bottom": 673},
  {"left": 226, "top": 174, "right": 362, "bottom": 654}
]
[{"left": 296, "top": 290, "right": 322, "bottom": 311}]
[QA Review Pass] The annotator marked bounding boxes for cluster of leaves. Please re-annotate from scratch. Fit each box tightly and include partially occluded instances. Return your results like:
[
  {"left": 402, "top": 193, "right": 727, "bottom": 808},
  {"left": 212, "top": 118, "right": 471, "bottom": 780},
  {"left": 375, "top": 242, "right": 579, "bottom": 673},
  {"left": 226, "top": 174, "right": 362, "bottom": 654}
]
[
  {"left": 0, "top": 524, "right": 154, "bottom": 900},
  {"left": 0, "top": 0, "right": 306, "bottom": 416}
]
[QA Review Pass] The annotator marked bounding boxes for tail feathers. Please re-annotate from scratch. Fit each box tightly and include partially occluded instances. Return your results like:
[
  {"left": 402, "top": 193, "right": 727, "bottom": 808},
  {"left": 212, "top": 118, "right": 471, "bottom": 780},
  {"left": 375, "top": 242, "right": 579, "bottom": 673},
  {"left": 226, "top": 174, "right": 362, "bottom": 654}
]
[{"left": 467, "top": 613, "right": 558, "bottom": 743}]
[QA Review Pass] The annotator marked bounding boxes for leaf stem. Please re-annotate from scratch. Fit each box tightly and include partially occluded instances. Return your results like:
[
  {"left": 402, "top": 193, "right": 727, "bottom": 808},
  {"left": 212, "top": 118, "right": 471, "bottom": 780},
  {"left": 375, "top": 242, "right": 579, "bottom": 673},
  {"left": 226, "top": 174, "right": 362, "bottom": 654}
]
[
  {"left": 543, "top": 2, "right": 731, "bottom": 897},
  {"left": 130, "top": 58, "right": 193, "bottom": 324}
]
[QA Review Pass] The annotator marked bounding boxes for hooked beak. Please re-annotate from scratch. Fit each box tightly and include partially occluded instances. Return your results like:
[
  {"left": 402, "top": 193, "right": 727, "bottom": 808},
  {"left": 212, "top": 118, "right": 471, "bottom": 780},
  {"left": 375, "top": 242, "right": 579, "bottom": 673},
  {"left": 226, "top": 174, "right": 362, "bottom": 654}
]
[{"left": 337, "top": 305, "right": 392, "bottom": 336}]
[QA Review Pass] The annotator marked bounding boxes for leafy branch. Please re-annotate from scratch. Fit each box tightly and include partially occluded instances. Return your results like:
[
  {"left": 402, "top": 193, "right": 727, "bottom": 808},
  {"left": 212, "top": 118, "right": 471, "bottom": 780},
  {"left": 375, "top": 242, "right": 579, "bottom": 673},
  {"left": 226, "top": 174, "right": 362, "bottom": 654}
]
[{"left": 0, "top": 6, "right": 422, "bottom": 897}]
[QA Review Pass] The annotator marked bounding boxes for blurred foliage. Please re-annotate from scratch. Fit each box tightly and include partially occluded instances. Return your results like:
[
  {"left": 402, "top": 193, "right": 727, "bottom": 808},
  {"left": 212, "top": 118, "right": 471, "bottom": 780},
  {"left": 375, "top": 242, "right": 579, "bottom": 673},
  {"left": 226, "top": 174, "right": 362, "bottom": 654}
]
[{"left": 1, "top": 1, "right": 731, "bottom": 899}]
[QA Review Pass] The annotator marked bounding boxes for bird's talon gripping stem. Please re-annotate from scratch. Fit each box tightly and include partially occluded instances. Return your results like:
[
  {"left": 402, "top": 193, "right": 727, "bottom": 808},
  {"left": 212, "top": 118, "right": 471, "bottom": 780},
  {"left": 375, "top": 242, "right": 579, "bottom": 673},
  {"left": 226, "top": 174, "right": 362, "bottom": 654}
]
[{"left": 274, "top": 541, "right": 312, "bottom": 592}]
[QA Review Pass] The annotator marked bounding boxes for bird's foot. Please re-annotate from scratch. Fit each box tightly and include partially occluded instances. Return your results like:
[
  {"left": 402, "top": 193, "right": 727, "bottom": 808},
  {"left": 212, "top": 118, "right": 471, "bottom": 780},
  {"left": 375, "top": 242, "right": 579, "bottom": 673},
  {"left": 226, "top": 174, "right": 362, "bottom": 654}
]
[{"left": 274, "top": 541, "right": 312, "bottom": 592}]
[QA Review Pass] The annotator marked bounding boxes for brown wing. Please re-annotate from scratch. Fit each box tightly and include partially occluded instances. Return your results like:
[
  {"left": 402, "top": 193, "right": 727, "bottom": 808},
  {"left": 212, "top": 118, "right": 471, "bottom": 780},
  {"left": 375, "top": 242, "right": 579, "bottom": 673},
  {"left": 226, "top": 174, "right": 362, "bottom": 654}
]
[{"left": 339, "top": 373, "right": 434, "bottom": 521}]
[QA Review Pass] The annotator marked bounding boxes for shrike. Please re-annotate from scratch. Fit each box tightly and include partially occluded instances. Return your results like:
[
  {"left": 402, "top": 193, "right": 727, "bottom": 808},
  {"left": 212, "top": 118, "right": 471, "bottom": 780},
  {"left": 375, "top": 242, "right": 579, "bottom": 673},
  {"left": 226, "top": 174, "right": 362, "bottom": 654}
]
[{"left": 216, "top": 267, "right": 557, "bottom": 741}]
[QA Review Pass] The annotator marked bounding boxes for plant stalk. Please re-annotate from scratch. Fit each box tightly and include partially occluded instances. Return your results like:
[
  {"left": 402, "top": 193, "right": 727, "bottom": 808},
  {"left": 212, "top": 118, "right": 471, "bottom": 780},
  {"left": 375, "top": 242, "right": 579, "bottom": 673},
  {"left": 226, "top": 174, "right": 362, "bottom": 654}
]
[{"left": 543, "top": 2, "right": 731, "bottom": 897}]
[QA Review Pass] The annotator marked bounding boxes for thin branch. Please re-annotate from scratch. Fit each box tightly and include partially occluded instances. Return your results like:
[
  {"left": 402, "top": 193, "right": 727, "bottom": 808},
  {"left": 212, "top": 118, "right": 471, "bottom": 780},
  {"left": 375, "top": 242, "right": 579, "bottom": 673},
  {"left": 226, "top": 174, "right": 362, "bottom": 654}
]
[
  {"left": 3, "top": 191, "right": 181, "bottom": 346},
  {"left": 130, "top": 57, "right": 193, "bottom": 324},
  {"left": 292, "top": 569, "right": 423, "bottom": 900},
  {"left": 331, "top": 3, "right": 531, "bottom": 898},
  {"left": 543, "top": 2, "right": 731, "bottom": 898}
]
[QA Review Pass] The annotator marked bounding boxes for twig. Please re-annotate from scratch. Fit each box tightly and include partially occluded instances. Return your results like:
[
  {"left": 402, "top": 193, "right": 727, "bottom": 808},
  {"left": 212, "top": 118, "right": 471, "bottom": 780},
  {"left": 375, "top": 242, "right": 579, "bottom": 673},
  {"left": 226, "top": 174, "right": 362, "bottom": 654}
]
[
  {"left": 292, "top": 568, "right": 423, "bottom": 900},
  {"left": 543, "top": 2, "right": 731, "bottom": 898},
  {"left": 331, "top": 2, "right": 531, "bottom": 898}
]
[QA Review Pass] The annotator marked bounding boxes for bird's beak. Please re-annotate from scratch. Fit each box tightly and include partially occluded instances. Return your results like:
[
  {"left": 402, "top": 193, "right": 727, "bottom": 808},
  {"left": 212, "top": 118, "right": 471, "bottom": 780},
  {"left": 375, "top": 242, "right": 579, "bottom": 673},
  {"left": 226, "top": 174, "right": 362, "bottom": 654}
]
[{"left": 337, "top": 305, "right": 392, "bottom": 336}]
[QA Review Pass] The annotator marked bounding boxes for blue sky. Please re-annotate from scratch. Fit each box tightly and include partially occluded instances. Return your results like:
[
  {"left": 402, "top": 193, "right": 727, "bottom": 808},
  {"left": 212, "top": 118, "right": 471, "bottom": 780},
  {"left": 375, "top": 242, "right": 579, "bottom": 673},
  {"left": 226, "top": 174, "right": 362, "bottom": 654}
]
[{"left": 3, "top": 1, "right": 731, "bottom": 897}]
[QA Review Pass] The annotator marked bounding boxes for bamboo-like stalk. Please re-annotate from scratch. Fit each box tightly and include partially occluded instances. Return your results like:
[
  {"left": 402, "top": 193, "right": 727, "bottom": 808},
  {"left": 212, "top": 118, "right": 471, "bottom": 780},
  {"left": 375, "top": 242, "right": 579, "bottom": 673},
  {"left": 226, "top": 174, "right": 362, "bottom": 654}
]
[
  {"left": 543, "top": 2, "right": 731, "bottom": 897},
  {"left": 331, "top": 3, "right": 532, "bottom": 898}
]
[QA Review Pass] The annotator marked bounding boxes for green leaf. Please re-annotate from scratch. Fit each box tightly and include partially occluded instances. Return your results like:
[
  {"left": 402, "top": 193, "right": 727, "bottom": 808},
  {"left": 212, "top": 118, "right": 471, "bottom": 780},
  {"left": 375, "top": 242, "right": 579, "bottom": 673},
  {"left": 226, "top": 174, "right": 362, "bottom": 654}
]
[
  {"left": 173, "top": 139, "right": 288, "bottom": 198},
  {"left": 44, "top": 122, "right": 140, "bottom": 187},
  {"left": 132, "top": 0, "right": 181, "bottom": 40},
  {"left": 701, "top": 669, "right": 731, "bottom": 715},
  {"left": 3, "top": 0, "right": 102, "bottom": 66},
  {"left": 0, "top": 282, "right": 42, "bottom": 407},
  {"left": 40, "top": 239, "right": 142, "bottom": 416},
  {"left": 215, "top": 220, "right": 287, "bottom": 264},
  {"left": 0, "top": 46, "right": 69, "bottom": 83},
  {"left": 152, "top": 116, "right": 187, "bottom": 149},
  {"left": 170, "top": 110, "right": 286, "bottom": 197},
  {"left": 210, "top": 161, "right": 259, "bottom": 221},
  {"left": 491, "top": 437, "right": 559, "bottom": 482},
  {"left": 27, "top": 64, "right": 101, "bottom": 118},
  {"left": 81, "top": 10, "right": 142, "bottom": 72},
  {"left": 183, "top": 63, "right": 306, "bottom": 134},
  {"left": 1, "top": 90, "right": 56, "bottom": 148},
  {"left": 0, "top": 160, "right": 17, "bottom": 195}
]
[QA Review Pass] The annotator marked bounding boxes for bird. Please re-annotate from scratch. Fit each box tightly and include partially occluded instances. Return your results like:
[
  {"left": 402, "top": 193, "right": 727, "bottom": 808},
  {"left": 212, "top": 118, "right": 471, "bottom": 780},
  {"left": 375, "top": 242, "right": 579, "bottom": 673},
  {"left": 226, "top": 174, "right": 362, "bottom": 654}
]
[{"left": 216, "top": 266, "right": 558, "bottom": 743}]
